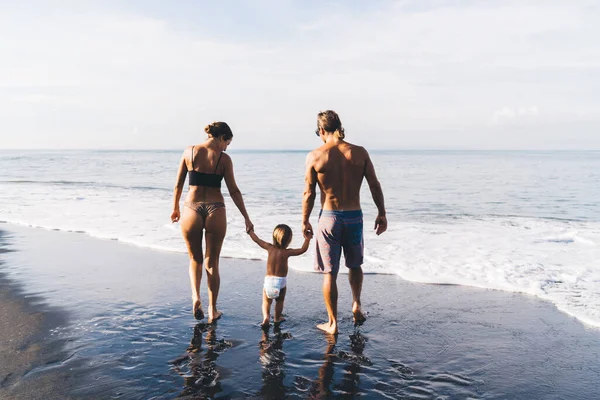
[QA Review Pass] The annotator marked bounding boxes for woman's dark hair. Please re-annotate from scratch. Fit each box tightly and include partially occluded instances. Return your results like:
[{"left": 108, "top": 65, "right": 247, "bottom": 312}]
[
  {"left": 204, "top": 121, "right": 233, "bottom": 141},
  {"left": 317, "top": 110, "right": 345, "bottom": 139}
]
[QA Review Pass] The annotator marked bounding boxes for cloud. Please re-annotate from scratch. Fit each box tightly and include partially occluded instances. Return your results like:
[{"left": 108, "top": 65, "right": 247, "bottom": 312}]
[
  {"left": 492, "top": 106, "right": 540, "bottom": 124},
  {"left": 0, "top": 1, "right": 599, "bottom": 149},
  {"left": 11, "top": 94, "right": 66, "bottom": 104}
]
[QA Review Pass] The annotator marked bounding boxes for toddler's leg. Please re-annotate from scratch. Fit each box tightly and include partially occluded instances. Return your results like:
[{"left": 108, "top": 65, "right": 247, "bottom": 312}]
[
  {"left": 274, "top": 287, "right": 287, "bottom": 323},
  {"left": 262, "top": 289, "right": 272, "bottom": 328}
]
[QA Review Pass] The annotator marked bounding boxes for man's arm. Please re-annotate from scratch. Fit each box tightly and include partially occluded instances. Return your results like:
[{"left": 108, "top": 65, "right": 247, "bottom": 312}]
[
  {"left": 364, "top": 151, "right": 387, "bottom": 235},
  {"left": 248, "top": 230, "right": 272, "bottom": 250},
  {"left": 301, "top": 152, "right": 318, "bottom": 239}
]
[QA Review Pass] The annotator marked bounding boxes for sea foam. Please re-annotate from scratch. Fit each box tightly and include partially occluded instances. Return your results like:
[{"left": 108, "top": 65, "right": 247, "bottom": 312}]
[{"left": 1, "top": 149, "right": 599, "bottom": 328}]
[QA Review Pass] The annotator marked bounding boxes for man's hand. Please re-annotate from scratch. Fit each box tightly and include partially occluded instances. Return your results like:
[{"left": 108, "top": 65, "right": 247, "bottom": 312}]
[
  {"left": 374, "top": 215, "right": 387, "bottom": 235},
  {"left": 302, "top": 221, "right": 313, "bottom": 239}
]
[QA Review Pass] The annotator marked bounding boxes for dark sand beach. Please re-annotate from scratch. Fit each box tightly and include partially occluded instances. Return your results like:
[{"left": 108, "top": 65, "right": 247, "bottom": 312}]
[
  {"left": 1, "top": 223, "right": 599, "bottom": 399},
  {"left": 0, "top": 231, "right": 75, "bottom": 399}
]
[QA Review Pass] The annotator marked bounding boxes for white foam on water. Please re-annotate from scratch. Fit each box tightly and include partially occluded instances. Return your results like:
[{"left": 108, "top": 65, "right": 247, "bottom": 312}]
[
  {"left": 1, "top": 149, "right": 600, "bottom": 329},
  {"left": 3, "top": 204, "right": 599, "bottom": 328}
]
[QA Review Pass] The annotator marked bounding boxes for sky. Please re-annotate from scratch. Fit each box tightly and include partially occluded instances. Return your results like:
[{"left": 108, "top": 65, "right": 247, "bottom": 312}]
[{"left": 0, "top": 0, "right": 599, "bottom": 150}]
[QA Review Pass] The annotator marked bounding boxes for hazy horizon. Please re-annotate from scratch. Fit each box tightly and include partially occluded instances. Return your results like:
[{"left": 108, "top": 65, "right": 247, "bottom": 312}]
[{"left": 3, "top": 147, "right": 600, "bottom": 153}]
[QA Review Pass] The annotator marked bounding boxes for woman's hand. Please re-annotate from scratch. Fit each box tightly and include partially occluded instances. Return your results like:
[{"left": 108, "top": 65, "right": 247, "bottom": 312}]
[
  {"left": 171, "top": 209, "right": 181, "bottom": 223},
  {"left": 245, "top": 218, "right": 254, "bottom": 233}
]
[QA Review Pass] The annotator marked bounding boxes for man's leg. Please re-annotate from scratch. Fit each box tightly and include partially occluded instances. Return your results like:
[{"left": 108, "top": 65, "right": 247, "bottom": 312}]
[
  {"left": 315, "top": 210, "right": 342, "bottom": 335},
  {"left": 343, "top": 210, "right": 366, "bottom": 325},
  {"left": 349, "top": 267, "right": 366, "bottom": 325},
  {"left": 317, "top": 272, "right": 338, "bottom": 334}
]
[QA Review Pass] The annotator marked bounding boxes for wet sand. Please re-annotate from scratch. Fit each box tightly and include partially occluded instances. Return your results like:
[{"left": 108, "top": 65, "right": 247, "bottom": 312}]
[
  {"left": 1, "top": 223, "right": 599, "bottom": 399},
  {"left": 0, "top": 232, "right": 74, "bottom": 400}
]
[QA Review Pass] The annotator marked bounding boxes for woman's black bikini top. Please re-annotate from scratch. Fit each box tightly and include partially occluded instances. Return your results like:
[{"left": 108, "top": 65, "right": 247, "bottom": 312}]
[{"left": 188, "top": 146, "right": 224, "bottom": 188}]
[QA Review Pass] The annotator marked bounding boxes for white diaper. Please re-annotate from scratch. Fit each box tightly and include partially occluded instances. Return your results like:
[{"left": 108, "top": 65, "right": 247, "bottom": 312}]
[{"left": 264, "top": 276, "right": 287, "bottom": 299}]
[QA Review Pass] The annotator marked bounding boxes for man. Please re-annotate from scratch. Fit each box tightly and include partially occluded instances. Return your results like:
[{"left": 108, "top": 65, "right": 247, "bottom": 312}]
[{"left": 302, "top": 110, "right": 387, "bottom": 335}]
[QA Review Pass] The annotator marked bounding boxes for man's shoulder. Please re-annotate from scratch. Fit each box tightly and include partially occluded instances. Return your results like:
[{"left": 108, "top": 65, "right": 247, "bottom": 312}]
[
  {"left": 342, "top": 142, "right": 369, "bottom": 160},
  {"left": 306, "top": 146, "right": 326, "bottom": 162},
  {"left": 344, "top": 141, "right": 367, "bottom": 151}
]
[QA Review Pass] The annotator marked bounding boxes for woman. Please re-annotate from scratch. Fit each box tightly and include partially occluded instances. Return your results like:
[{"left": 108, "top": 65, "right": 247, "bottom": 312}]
[{"left": 171, "top": 121, "right": 253, "bottom": 323}]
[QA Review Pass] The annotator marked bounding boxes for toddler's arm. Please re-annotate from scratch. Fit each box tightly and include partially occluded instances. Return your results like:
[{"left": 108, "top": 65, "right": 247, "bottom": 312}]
[
  {"left": 248, "top": 230, "right": 272, "bottom": 250},
  {"left": 286, "top": 235, "right": 312, "bottom": 257}
]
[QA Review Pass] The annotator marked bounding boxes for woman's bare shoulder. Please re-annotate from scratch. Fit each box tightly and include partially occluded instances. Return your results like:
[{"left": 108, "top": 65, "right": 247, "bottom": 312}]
[{"left": 220, "top": 152, "right": 233, "bottom": 164}]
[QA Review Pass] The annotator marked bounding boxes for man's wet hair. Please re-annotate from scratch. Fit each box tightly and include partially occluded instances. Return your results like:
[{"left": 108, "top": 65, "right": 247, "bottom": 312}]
[{"left": 317, "top": 110, "right": 345, "bottom": 139}]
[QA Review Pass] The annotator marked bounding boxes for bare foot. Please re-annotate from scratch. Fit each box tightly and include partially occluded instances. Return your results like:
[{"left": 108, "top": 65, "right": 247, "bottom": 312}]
[
  {"left": 193, "top": 300, "right": 204, "bottom": 321},
  {"left": 352, "top": 303, "right": 366, "bottom": 326},
  {"left": 274, "top": 316, "right": 286, "bottom": 324},
  {"left": 317, "top": 321, "right": 338, "bottom": 335},
  {"left": 261, "top": 318, "right": 270, "bottom": 330},
  {"left": 207, "top": 310, "right": 223, "bottom": 324}
]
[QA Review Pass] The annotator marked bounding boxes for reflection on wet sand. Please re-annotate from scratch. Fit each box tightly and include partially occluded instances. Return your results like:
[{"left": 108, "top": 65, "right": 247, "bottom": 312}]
[
  {"left": 258, "top": 323, "right": 292, "bottom": 398},
  {"left": 341, "top": 330, "right": 370, "bottom": 396},
  {"left": 311, "top": 329, "right": 371, "bottom": 397},
  {"left": 5, "top": 225, "right": 600, "bottom": 398},
  {"left": 171, "top": 323, "right": 232, "bottom": 398},
  {"left": 311, "top": 333, "right": 337, "bottom": 397}
]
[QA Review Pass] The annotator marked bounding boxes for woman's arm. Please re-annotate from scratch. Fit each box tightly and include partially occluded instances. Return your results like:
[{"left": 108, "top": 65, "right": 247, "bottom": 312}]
[
  {"left": 222, "top": 154, "right": 253, "bottom": 232},
  {"left": 171, "top": 149, "right": 189, "bottom": 222}
]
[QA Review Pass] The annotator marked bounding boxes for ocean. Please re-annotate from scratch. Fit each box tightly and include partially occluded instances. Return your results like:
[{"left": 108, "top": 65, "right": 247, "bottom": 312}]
[{"left": 1, "top": 149, "right": 599, "bottom": 328}]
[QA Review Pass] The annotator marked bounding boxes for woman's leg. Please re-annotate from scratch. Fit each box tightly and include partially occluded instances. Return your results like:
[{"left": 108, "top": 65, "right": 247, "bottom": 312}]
[
  {"left": 180, "top": 206, "right": 205, "bottom": 319},
  {"left": 204, "top": 206, "right": 227, "bottom": 323}
]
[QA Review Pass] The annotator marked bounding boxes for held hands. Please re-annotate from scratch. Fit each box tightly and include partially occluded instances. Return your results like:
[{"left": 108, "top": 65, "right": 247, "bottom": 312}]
[
  {"left": 374, "top": 214, "right": 387, "bottom": 235},
  {"left": 245, "top": 218, "right": 254, "bottom": 233},
  {"left": 171, "top": 209, "right": 180, "bottom": 223},
  {"left": 302, "top": 221, "right": 313, "bottom": 239}
]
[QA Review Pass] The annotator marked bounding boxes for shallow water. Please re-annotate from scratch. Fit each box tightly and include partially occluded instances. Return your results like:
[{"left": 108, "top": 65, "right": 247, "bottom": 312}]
[
  {"left": 1, "top": 149, "right": 600, "bottom": 328},
  {"left": 2, "top": 225, "right": 600, "bottom": 399}
]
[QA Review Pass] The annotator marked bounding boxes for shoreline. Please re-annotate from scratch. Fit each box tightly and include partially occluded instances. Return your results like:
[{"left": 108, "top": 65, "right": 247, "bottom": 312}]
[
  {"left": 1, "top": 223, "right": 599, "bottom": 398},
  {"left": 2, "top": 220, "right": 598, "bottom": 330}
]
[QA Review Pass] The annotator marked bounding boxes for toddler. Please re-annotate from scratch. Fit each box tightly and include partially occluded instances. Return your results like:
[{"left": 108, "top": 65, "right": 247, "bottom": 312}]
[{"left": 248, "top": 224, "right": 312, "bottom": 328}]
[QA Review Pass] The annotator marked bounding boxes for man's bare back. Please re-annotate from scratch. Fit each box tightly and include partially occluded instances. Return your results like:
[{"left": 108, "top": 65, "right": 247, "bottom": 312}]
[
  {"left": 302, "top": 110, "right": 387, "bottom": 335},
  {"left": 303, "top": 141, "right": 386, "bottom": 236},
  {"left": 308, "top": 141, "right": 369, "bottom": 211}
]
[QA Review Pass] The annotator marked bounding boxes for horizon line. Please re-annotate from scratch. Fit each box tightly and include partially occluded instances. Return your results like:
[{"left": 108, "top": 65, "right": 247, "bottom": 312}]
[{"left": 1, "top": 148, "right": 599, "bottom": 152}]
